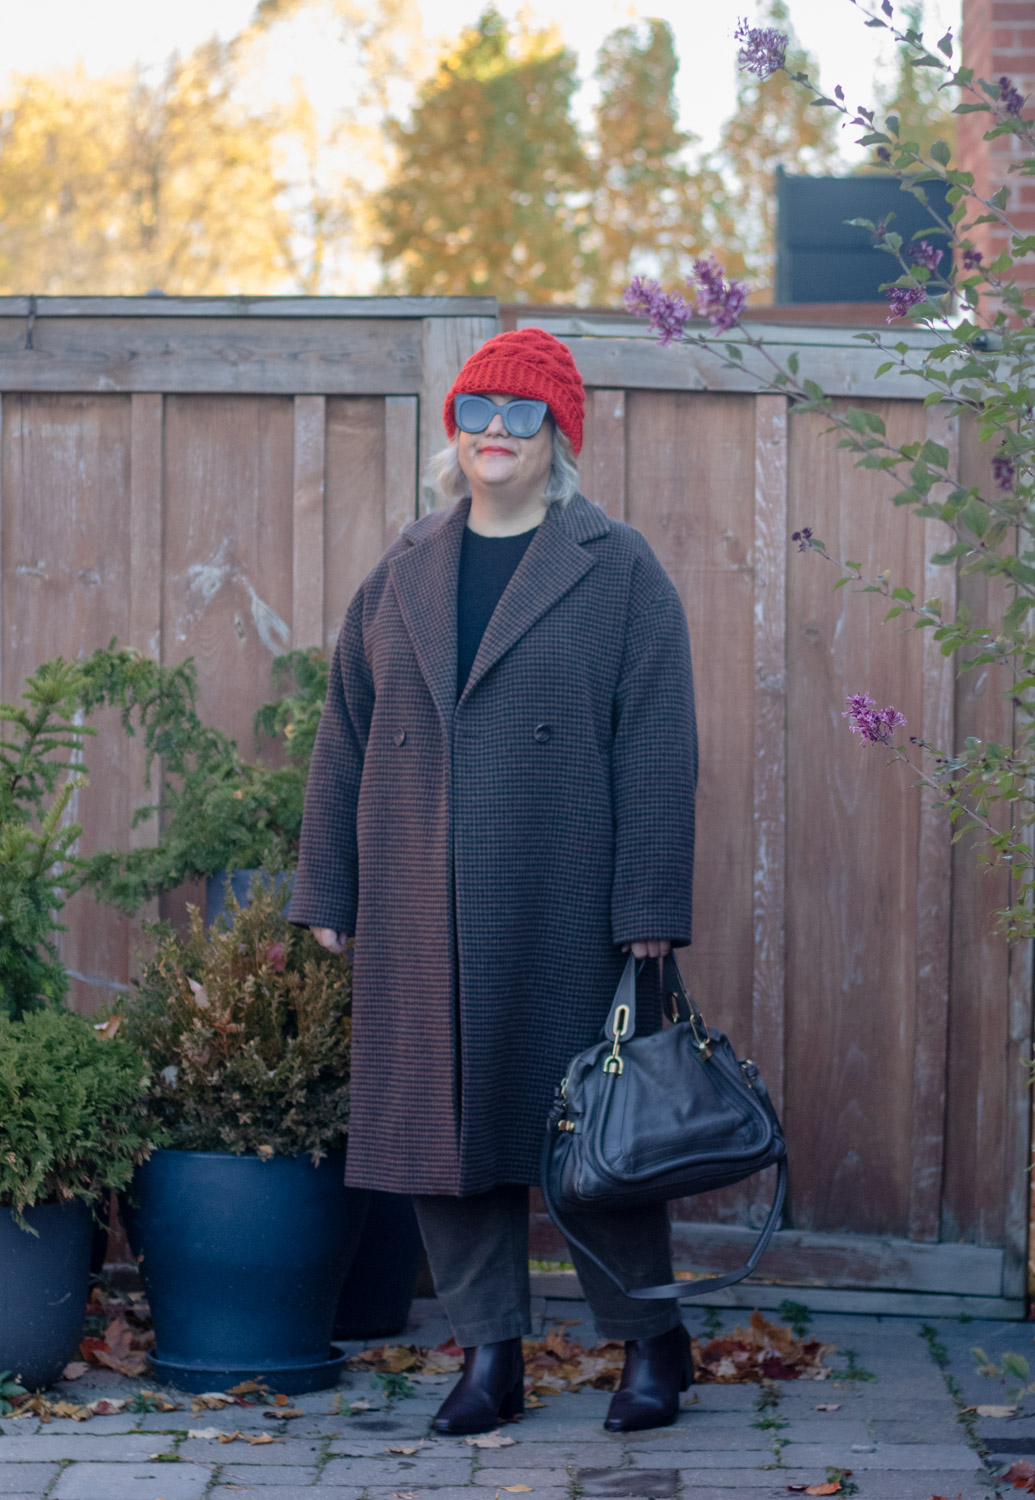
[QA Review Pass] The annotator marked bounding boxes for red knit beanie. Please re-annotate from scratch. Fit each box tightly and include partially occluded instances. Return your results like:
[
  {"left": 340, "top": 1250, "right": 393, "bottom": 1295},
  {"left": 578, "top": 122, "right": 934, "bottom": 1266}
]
[{"left": 443, "top": 328, "right": 585, "bottom": 456}]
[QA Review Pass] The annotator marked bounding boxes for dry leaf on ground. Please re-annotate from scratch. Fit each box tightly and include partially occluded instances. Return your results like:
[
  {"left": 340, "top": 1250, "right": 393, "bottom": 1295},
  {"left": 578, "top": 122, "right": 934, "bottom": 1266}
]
[
  {"left": 501, "top": 1486, "right": 534, "bottom": 1492},
  {"left": 188, "top": 1426, "right": 223, "bottom": 1439},
  {"left": 347, "top": 1342, "right": 463, "bottom": 1376},
  {"left": 695, "top": 1311, "right": 834, "bottom": 1383},
  {"left": 60, "top": 1361, "right": 90, "bottom": 1381},
  {"left": 465, "top": 1430, "right": 517, "bottom": 1448},
  {"left": 225, "top": 1380, "right": 269, "bottom": 1399},
  {"left": 191, "top": 1394, "right": 231, "bottom": 1411},
  {"left": 263, "top": 1407, "right": 304, "bottom": 1420},
  {"left": 815, "top": 1403, "right": 840, "bottom": 1411},
  {"left": 80, "top": 1316, "right": 150, "bottom": 1377},
  {"left": 1004, "top": 1459, "right": 1035, "bottom": 1492},
  {"left": 972, "top": 1404, "right": 1018, "bottom": 1417}
]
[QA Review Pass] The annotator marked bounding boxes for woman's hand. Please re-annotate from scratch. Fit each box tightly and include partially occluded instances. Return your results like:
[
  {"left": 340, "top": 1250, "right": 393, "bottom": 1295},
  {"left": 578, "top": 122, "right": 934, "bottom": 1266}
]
[
  {"left": 311, "top": 927, "right": 349, "bottom": 955},
  {"left": 621, "top": 938, "right": 672, "bottom": 959}
]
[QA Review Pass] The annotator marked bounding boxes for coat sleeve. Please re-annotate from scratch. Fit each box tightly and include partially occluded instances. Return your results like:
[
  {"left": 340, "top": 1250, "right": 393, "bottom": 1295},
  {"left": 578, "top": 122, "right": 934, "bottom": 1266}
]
[
  {"left": 288, "top": 594, "right": 373, "bottom": 934},
  {"left": 610, "top": 561, "right": 698, "bottom": 949}
]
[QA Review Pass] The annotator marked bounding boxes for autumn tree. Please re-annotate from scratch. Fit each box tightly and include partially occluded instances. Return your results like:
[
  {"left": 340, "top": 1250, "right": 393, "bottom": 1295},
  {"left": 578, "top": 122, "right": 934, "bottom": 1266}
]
[
  {"left": 375, "top": 7, "right": 595, "bottom": 302},
  {"left": 583, "top": 19, "right": 737, "bottom": 304},
  {"left": 0, "top": 43, "right": 293, "bottom": 295},
  {"left": 712, "top": 0, "right": 841, "bottom": 298}
]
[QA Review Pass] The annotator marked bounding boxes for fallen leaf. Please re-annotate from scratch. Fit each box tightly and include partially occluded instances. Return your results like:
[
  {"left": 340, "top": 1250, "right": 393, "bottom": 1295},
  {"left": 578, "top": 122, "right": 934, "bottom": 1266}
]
[
  {"left": 387, "top": 1444, "right": 423, "bottom": 1455},
  {"left": 60, "top": 1361, "right": 90, "bottom": 1381},
  {"left": 191, "top": 1394, "right": 230, "bottom": 1411},
  {"left": 272, "top": 1392, "right": 291, "bottom": 1406},
  {"left": 502, "top": 1487, "right": 534, "bottom": 1492},
  {"left": 226, "top": 1380, "right": 269, "bottom": 1399},
  {"left": 344, "top": 1398, "right": 376, "bottom": 1412},
  {"left": 975, "top": 1404, "right": 1018, "bottom": 1417},
  {"left": 89, "top": 1399, "right": 128, "bottom": 1416},
  {"left": 806, "top": 1486, "right": 841, "bottom": 1496},
  {"left": 93, "top": 1016, "right": 122, "bottom": 1039},
  {"left": 1003, "top": 1458, "right": 1035, "bottom": 1492},
  {"left": 465, "top": 1430, "right": 517, "bottom": 1448},
  {"left": 188, "top": 1427, "right": 223, "bottom": 1439},
  {"left": 80, "top": 1316, "right": 149, "bottom": 1377},
  {"left": 263, "top": 1407, "right": 304, "bottom": 1420},
  {"left": 814, "top": 1403, "right": 840, "bottom": 1411}
]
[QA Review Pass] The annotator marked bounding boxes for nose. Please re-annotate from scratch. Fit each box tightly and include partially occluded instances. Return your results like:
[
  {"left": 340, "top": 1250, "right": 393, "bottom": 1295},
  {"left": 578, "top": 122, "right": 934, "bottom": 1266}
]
[{"left": 484, "top": 410, "right": 507, "bottom": 436}]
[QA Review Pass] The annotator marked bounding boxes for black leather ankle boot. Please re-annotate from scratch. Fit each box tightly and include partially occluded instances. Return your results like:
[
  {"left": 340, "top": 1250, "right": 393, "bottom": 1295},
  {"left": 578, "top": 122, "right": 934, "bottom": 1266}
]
[
  {"left": 603, "top": 1322, "right": 693, "bottom": 1433},
  {"left": 431, "top": 1337, "right": 525, "bottom": 1436}
]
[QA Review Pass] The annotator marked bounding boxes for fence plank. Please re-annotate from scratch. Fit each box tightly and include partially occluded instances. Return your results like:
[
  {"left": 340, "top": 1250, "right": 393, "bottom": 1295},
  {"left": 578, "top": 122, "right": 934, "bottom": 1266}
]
[
  {"left": 908, "top": 409, "right": 959, "bottom": 1243},
  {"left": 582, "top": 388, "right": 626, "bottom": 519},
  {"left": 324, "top": 398, "right": 388, "bottom": 648},
  {"left": 292, "top": 396, "right": 326, "bottom": 651},
  {"left": 384, "top": 395, "right": 419, "bottom": 545},
  {"left": 0, "top": 295, "right": 498, "bottom": 320},
  {"left": 752, "top": 395, "right": 788, "bottom": 1124},
  {"left": 419, "top": 316, "right": 498, "bottom": 511},
  {"left": 0, "top": 316, "right": 423, "bottom": 395}
]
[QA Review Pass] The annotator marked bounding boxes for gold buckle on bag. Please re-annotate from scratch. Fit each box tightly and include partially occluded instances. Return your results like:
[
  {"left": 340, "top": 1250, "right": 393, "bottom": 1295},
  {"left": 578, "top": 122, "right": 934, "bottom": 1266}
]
[{"left": 603, "top": 1003, "right": 631, "bottom": 1075}]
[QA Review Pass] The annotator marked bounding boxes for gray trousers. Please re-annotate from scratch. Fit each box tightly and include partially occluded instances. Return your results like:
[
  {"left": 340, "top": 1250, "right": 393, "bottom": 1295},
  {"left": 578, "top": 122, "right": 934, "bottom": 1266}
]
[{"left": 413, "top": 1186, "right": 682, "bottom": 1346}]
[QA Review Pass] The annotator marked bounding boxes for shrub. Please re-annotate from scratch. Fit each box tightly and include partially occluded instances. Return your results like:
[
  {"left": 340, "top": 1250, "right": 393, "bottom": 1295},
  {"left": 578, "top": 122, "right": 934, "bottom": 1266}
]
[
  {"left": 122, "top": 880, "right": 351, "bottom": 1160},
  {"left": 0, "top": 1007, "right": 159, "bottom": 1229}
]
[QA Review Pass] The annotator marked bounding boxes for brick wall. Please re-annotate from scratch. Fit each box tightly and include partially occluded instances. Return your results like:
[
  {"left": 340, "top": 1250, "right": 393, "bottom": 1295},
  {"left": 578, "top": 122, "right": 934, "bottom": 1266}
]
[{"left": 958, "top": 0, "right": 1035, "bottom": 297}]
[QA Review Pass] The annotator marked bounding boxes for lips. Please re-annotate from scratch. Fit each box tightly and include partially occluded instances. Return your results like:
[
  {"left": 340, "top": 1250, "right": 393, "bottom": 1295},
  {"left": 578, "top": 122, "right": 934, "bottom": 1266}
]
[{"left": 479, "top": 446, "right": 515, "bottom": 456}]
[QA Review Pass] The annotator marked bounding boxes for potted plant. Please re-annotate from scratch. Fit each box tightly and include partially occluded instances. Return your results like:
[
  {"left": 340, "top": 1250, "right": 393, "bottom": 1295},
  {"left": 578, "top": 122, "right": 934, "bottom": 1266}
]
[
  {"left": 0, "top": 1007, "right": 157, "bottom": 1389},
  {"left": 120, "top": 880, "right": 366, "bottom": 1393}
]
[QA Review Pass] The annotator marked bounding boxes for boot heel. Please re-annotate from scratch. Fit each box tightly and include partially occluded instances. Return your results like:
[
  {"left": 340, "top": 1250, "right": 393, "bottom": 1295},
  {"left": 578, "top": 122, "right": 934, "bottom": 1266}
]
[{"left": 498, "top": 1377, "right": 525, "bottom": 1419}]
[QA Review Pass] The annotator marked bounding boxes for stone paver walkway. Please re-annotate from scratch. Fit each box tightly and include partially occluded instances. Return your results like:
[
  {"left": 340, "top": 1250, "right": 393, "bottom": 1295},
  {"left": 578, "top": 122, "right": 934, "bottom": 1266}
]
[{"left": 2, "top": 1292, "right": 1032, "bottom": 1499}]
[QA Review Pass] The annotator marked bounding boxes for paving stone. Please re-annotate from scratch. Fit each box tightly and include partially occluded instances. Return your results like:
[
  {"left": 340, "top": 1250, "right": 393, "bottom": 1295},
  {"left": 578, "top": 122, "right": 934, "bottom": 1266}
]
[
  {"left": 679, "top": 1479, "right": 995, "bottom": 1498},
  {"left": 0, "top": 1434, "right": 161, "bottom": 1461},
  {"left": 211, "top": 1491, "right": 362, "bottom": 1500},
  {"left": 779, "top": 1441, "right": 981, "bottom": 1469},
  {"left": 0, "top": 1465, "right": 60, "bottom": 1495},
  {"left": 179, "top": 1435, "right": 323, "bottom": 1463},
  {"left": 50, "top": 1462, "right": 210, "bottom": 1499},
  {"left": 471, "top": 1467, "right": 580, "bottom": 1487},
  {"left": 575, "top": 1466, "right": 680, "bottom": 1497},
  {"left": 364, "top": 1492, "right": 497, "bottom": 1500},
  {"left": 472, "top": 1443, "right": 611, "bottom": 1467},
  {"left": 626, "top": 1448, "right": 771, "bottom": 1469},
  {"left": 320, "top": 1456, "right": 473, "bottom": 1486},
  {"left": 208, "top": 1464, "right": 320, "bottom": 1484},
  {"left": 870, "top": 1417, "right": 969, "bottom": 1444}
]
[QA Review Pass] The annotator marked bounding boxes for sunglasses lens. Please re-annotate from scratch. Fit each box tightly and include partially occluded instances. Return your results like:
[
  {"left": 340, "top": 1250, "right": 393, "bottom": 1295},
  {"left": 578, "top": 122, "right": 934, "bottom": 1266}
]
[
  {"left": 455, "top": 395, "right": 495, "bottom": 433},
  {"left": 504, "top": 401, "right": 547, "bottom": 437}
]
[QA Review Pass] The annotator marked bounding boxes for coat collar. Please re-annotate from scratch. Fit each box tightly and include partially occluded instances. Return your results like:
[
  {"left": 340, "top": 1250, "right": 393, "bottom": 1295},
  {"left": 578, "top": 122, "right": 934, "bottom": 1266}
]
[{"left": 389, "top": 493, "right": 609, "bottom": 721}]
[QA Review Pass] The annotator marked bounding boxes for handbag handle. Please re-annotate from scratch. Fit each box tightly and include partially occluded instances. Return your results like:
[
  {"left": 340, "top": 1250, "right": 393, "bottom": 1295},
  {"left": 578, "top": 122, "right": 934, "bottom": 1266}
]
[
  {"left": 603, "top": 952, "right": 708, "bottom": 1042},
  {"left": 540, "top": 1129, "right": 788, "bottom": 1301}
]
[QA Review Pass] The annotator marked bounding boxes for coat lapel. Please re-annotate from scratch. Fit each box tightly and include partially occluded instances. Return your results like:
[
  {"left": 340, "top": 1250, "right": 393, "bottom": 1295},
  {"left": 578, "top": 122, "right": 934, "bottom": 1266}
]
[
  {"left": 389, "top": 499, "right": 468, "bottom": 723},
  {"left": 460, "top": 494, "right": 610, "bottom": 705}
]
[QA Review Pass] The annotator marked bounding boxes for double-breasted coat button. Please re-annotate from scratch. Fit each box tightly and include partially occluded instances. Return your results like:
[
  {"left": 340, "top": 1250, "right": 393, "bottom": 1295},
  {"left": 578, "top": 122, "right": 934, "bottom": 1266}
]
[
  {"left": 393, "top": 729, "right": 407, "bottom": 747},
  {"left": 533, "top": 723, "right": 551, "bottom": 743}
]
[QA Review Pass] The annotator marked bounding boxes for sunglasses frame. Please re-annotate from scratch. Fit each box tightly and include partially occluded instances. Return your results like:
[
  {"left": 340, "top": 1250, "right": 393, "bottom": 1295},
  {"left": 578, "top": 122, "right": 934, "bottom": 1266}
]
[{"left": 454, "top": 392, "right": 549, "bottom": 439}]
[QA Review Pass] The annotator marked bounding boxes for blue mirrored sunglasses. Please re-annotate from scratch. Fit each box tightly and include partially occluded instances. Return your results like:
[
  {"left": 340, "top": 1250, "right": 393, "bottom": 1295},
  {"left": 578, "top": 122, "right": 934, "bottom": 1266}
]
[{"left": 454, "top": 392, "right": 549, "bottom": 439}]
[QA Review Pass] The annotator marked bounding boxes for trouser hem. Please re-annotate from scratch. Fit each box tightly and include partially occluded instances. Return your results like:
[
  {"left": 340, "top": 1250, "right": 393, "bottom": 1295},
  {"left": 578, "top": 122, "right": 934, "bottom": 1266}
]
[
  {"left": 588, "top": 1303, "right": 685, "bottom": 1342},
  {"left": 448, "top": 1312, "right": 531, "bottom": 1347}
]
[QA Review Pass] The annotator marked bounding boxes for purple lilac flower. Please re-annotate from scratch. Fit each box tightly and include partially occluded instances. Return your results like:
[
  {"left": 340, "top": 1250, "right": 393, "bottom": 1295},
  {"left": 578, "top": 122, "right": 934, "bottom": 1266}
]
[
  {"left": 623, "top": 275, "right": 691, "bottom": 346},
  {"left": 690, "top": 256, "right": 748, "bottom": 333},
  {"left": 734, "top": 17, "right": 788, "bottom": 80},
  {"left": 1000, "top": 75, "right": 1025, "bottom": 117},
  {"left": 885, "top": 284, "right": 926, "bottom": 322},
  {"left": 842, "top": 693, "right": 907, "bottom": 747},
  {"left": 961, "top": 247, "right": 983, "bottom": 271},
  {"left": 791, "top": 526, "right": 813, "bottom": 552},
  {"left": 908, "top": 240, "right": 943, "bottom": 274},
  {"left": 992, "top": 451, "right": 1016, "bottom": 491}
]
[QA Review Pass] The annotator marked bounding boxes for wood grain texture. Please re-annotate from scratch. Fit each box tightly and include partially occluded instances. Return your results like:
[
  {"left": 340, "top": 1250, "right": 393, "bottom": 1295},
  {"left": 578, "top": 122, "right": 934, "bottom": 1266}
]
[
  {"left": 562, "top": 336, "right": 932, "bottom": 400},
  {"left": 625, "top": 391, "right": 757, "bottom": 1227},
  {"left": 126, "top": 395, "right": 164, "bottom": 939},
  {"left": 0, "top": 317, "right": 423, "bottom": 394},
  {"left": 292, "top": 396, "right": 326, "bottom": 651},
  {"left": 752, "top": 395, "right": 789, "bottom": 1127},
  {"left": 384, "top": 395, "right": 419, "bottom": 544},
  {"left": 2, "top": 395, "right": 135, "bottom": 1011},
  {"left": 0, "top": 295, "right": 498, "bottom": 320},
  {"left": 324, "top": 398, "right": 388, "bottom": 649},
  {"left": 785, "top": 399, "right": 926, "bottom": 1237},
  {"left": 580, "top": 388, "right": 626, "bottom": 519},
  {"left": 419, "top": 316, "right": 498, "bottom": 512},
  {"left": 908, "top": 407, "right": 959, "bottom": 1243}
]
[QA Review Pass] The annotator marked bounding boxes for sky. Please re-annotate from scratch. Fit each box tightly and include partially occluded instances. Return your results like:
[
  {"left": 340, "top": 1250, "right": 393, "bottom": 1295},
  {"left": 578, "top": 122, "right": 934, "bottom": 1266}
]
[{"left": 0, "top": 0, "right": 963, "bottom": 161}]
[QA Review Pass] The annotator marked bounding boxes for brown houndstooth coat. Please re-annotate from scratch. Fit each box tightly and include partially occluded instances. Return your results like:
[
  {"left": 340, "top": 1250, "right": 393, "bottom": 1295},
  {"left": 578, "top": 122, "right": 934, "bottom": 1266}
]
[{"left": 289, "top": 491, "right": 697, "bottom": 1194}]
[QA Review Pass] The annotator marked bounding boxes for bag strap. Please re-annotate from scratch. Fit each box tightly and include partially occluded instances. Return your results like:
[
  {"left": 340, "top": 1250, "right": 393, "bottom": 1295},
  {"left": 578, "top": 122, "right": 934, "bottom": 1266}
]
[
  {"left": 540, "top": 1127, "right": 787, "bottom": 1299},
  {"left": 603, "top": 951, "right": 708, "bottom": 1043}
]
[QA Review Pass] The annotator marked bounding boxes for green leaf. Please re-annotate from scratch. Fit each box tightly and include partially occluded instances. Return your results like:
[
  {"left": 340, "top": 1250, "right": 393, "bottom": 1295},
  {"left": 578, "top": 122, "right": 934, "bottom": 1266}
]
[
  {"left": 937, "top": 29, "right": 953, "bottom": 57},
  {"left": 989, "top": 185, "right": 1010, "bottom": 210},
  {"left": 787, "top": 352, "right": 799, "bottom": 376},
  {"left": 930, "top": 138, "right": 951, "bottom": 165}
]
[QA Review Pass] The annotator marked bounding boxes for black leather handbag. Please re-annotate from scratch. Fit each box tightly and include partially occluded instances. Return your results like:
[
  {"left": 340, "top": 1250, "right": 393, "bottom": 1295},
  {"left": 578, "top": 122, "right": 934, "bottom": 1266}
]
[{"left": 541, "top": 951, "right": 787, "bottom": 1298}]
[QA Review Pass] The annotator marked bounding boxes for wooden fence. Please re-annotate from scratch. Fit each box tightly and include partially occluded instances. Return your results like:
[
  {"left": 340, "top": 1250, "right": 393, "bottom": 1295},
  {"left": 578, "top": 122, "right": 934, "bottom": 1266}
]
[{"left": 0, "top": 296, "right": 1028, "bottom": 1316}]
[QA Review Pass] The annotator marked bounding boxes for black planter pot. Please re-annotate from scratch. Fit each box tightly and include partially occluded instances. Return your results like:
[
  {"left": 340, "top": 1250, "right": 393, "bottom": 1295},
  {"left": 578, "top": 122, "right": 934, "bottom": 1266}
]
[
  {"left": 0, "top": 1200, "right": 93, "bottom": 1389},
  {"left": 122, "top": 1149, "right": 369, "bottom": 1393},
  {"left": 334, "top": 1192, "right": 425, "bottom": 1340},
  {"left": 205, "top": 869, "right": 294, "bottom": 929}
]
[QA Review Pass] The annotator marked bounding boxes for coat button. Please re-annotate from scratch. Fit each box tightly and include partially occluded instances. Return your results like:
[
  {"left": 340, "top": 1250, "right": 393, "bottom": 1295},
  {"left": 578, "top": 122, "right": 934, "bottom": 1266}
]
[
  {"left": 533, "top": 723, "right": 551, "bottom": 743},
  {"left": 393, "top": 729, "right": 407, "bottom": 747}
]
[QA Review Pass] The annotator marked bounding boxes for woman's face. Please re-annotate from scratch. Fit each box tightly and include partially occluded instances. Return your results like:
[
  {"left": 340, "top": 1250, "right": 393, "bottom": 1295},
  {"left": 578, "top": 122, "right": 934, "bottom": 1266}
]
[{"left": 456, "top": 392, "right": 554, "bottom": 497}]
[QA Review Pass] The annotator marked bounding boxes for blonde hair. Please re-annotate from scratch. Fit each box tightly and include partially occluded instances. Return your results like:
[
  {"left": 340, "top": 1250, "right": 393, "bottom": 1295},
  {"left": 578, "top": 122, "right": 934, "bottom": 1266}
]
[{"left": 422, "top": 423, "right": 580, "bottom": 511}]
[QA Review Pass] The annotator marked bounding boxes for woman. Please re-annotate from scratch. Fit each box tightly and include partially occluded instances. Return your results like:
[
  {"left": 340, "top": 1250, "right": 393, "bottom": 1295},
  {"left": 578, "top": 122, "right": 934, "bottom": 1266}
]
[{"left": 290, "top": 327, "right": 698, "bottom": 1435}]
